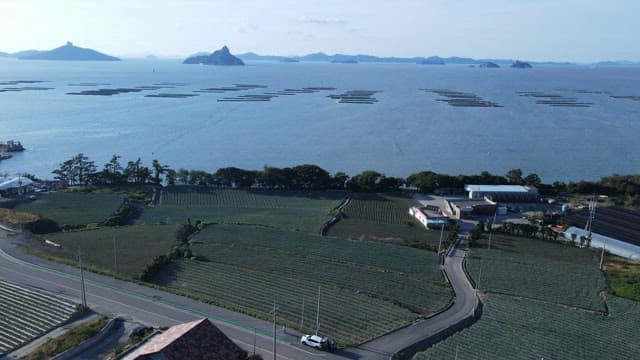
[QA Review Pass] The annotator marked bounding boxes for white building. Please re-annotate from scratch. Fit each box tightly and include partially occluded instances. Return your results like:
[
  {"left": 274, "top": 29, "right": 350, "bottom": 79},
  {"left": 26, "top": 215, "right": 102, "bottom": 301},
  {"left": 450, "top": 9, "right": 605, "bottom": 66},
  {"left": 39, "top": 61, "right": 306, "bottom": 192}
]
[
  {"left": 464, "top": 184, "right": 538, "bottom": 202},
  {"left": 563, "top": 227, "right": 640, "bottom": 260}
]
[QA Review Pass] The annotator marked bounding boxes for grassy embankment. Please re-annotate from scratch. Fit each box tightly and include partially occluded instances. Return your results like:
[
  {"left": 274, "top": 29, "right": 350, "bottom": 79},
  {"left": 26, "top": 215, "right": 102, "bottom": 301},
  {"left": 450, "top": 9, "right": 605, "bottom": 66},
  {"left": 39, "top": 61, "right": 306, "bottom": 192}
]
[{"left": 23, "top": 316, "right": 108, "bottom": 360}]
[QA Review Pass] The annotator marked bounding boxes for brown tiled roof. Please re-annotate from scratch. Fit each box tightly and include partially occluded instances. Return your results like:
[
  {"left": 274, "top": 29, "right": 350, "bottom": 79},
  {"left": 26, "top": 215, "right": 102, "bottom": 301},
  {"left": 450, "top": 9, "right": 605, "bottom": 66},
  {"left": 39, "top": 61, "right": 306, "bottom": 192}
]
[{"left": 123, "top": 318, "right": 247, "bottom": 360}]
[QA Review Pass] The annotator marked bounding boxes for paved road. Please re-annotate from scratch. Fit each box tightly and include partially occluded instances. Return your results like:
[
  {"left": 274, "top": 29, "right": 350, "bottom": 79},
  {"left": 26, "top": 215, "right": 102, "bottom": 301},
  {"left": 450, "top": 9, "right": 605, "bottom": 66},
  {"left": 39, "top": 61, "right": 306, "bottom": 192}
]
[
  {"left": 347, "top": 240, "right": 477, "bottom": 359},
  {"left": 0, "top": 232, "right": 337, "bottom": 360},
  {"left": 0, "top": 231, "right": 477, "bottom": 360}
]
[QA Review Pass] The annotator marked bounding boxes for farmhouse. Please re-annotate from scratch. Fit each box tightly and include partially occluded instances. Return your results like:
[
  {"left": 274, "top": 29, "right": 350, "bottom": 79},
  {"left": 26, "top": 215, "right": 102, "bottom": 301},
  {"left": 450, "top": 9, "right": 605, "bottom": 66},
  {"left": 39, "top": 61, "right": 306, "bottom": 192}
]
[
  {"left": 564, "top": 206, "right": 640, "bottom": 260},
  {"left": 465, "top": 184, "right": 538, "bottom": 202},
  {"left": 445, "top": 199, "right": 497, "bottom": 219},
  {"left": 121, "top": 318, "right": 247, "bottom": 360},
  {"left": 409, "top": 206, "right": 447, "bottom": 228}
]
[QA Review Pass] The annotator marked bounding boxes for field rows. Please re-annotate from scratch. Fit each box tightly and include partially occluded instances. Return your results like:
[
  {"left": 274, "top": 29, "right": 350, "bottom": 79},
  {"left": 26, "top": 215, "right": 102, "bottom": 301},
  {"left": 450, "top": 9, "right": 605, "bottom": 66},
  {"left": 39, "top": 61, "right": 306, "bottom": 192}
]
[
  {"left": 156, "top": 260, "right": 415, "bottom": 346},
  {"left": 191, "top": 225, "right": 443, "bottom": 281},
  {"left": 416, "top": 294, "right": 640, "bottom": 360},
  {"left": 193, "top": 243, "right": 451, "bottom": 313},
  {"left": 467, "top": 255, "right": 605, "bottom": 311},
  {"left": 341, "top": 193, "right": 420, "bottom": 225},
  {"left": 159, "top": 188, "right": 344, "bottom": 209},
  {"left": 0, "top": 281, "right": 76, "bottom": 355},
  {"left": 15, "top": 191, "right": 124, "bottom": 227},
  {"left": 42, "top": 224, "right": 179, "bottom": 278}
]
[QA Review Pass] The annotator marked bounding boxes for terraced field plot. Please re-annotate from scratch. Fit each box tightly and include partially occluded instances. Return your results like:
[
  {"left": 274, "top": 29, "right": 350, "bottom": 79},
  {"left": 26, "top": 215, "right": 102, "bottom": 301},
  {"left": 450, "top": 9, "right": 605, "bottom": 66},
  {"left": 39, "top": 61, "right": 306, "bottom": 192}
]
[
  {"left": 416, "top": 294, "right": 640, "bottom": 360},
  {"left": 15, "top": 191, "right": 124, "bottom": 227},
  {"left": 0, "top": 280, "right": 76, "bottom": 355},
  {"left": 467, "top": 234, "right": 606, "bottom": 311},
  {"left": 40, "top": 224, "right": 179, "bottom": 278},
  {"left": 138, "top": 188, "right": 345, "bottom": 233},
  {"left": 327, "top": 193, "right": 446, "bottom": 247},
  {"left": 413, "top": 234, "right": 635, "bottom": 359},
  {"left": 153, "top": 224, "right": 450, "bottom": 346}
]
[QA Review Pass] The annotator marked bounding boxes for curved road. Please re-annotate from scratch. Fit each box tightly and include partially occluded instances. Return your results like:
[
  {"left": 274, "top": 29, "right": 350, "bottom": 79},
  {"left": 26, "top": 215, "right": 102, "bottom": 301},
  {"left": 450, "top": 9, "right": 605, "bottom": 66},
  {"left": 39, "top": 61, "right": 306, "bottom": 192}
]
[{"left": 0, "top": 231, "right": 477, "bottom": 360}]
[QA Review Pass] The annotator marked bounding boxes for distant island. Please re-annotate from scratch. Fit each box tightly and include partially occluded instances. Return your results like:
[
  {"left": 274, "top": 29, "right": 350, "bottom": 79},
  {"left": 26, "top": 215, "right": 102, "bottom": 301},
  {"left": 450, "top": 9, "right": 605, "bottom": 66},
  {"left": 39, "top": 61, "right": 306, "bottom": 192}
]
[
  {"left": 19, "top": 42, "right": 120, "bottom": 61},
  {"left": 235, "top": 51, "right": 572, "bottom": 66},
  {"left": 479, "top": 62, "right": 500, "bottom": 68},
  {"left": 419, "top": 56, "right": 446, "bottom": 65},
  {"left": 331, "top": 59, "right": 358, "bottom": 64},
  {"left": 183, "top": 46, "right": 244, "bottom": 65},
  {"left": 511, "top": 60, "right": 532, "bottom": 68}
]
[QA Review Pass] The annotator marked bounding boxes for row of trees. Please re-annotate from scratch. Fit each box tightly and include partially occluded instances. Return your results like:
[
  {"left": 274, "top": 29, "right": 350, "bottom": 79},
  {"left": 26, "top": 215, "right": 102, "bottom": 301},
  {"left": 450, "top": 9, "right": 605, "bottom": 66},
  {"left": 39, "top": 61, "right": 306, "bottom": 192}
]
[
  {"left": 51, "top": 154, "right": 407, "bottom": 191},
  {"left": 50, "top": 154, "right": 640, "bottom": 199},
  {"left": 406, "top": 168, "right": 543, "bottom": 194}
]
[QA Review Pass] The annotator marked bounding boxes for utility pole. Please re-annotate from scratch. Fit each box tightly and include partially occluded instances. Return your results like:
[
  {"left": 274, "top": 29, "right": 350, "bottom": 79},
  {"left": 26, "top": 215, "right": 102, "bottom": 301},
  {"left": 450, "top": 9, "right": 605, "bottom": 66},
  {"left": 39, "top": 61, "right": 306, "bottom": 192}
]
[
  {"left": 271, "top": 302, "right": 277, "bottom": 360},
  {"left": 437, "top": 222, "right": 445, "bottom": 254},
  {"left": 315, "top": 286, "right": 321, "bottom": 336},
  {"left": 77, "top": 248, "right": 87, "bottom": 309},
  {"left": 488, "top": 211, "right": 497, "bottom": 250},
  {"left": 113, "top": 235, "right": 118, "bottom": 274},
  {"left": 599, "top": 236, "right": 608, "bottom": 270},
  {"left": 253, "top": 328, "right": 256, "bottom": 355},
  {"left": 300, "top": 296, "right": 305, "bottom": 330}
]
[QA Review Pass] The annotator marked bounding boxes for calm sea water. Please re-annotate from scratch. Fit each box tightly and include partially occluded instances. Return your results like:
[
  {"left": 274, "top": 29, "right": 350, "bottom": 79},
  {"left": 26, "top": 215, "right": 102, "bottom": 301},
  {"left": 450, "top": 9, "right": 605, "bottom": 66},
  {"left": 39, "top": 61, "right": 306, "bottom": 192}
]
[{"left": 1, "top": 58, "right": 639, "bottom": 182}]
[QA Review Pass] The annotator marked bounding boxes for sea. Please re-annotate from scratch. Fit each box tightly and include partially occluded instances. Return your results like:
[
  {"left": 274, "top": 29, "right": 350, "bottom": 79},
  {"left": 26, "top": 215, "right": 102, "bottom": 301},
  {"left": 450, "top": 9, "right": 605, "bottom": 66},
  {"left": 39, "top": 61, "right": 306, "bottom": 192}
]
[{"left": 1, "top": 58, "right": 639, "bottom": 182}]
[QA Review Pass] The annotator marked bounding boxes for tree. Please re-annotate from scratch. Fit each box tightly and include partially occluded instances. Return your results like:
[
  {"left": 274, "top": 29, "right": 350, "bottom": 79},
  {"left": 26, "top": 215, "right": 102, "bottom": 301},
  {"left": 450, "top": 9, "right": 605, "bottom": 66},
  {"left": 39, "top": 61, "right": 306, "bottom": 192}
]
[
  {"left": 100, "top": 154, "right": 124, "bottom": 185},
  {"left": 505, "top": 168, "right": 524, "bottom": 185},
  {"left": 407, "top": 171, "right": 437, "bottom": 193},
  {"left": 348, "top": 170, "right": 383, "bottom": 192},
  {"left": 332, "top": 172, "right": 349, "bottom": 189},
  {"left": 165, "top": 169, "right": 177, "bottom": 185},
  {"left": 524, "top": 173, "right": 542, "bottom": 187},
  {"left": 151, "top": 159, "right": 169, "bottom": 185},
  {"left": 291, "top": 164, "right": 332, "bottom": 190},
  {"left": 257, "top": 166, "right": 293, "bottom": 189},
  {"left": 214, "top": 167, "right": 257, "bottom": 188},
  {"left": 176, "top": 168, "right": 190, "bottom": 185},
  {"left": 52, "top": 153, "right": 96, "bottom": 186},
  {"left": 124, "top": 158, "right": 150, "bottom": 184}
]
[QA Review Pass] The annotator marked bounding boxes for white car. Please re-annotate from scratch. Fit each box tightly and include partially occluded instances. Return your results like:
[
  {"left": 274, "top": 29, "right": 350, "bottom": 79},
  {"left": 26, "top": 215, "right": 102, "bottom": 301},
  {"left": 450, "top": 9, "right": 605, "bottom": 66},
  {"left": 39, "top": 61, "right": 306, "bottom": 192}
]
[{"left": 301, "top": 334, "right": 327, "bottom": 349}]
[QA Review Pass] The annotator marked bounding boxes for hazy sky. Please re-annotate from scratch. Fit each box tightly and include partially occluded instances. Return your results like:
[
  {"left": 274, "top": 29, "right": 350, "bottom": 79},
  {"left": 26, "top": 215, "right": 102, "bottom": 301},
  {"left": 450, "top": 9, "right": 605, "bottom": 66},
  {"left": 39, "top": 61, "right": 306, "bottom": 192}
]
[{"left": 1, "top": 0, "right": 638, "bottom": 62}]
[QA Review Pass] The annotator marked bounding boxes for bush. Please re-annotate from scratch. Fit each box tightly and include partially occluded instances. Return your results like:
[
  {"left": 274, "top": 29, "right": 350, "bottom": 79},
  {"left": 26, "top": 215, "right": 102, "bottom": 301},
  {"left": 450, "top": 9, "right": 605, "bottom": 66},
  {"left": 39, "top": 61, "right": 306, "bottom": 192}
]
[{"left": 25, "top": 218, "right": 61, "bottom": 234}]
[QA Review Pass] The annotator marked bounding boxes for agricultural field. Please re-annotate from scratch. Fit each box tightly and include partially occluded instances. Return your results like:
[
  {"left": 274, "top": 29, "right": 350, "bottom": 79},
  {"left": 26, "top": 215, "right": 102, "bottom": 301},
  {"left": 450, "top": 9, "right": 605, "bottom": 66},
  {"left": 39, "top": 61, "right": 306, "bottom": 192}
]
[
  {"left": 466, "top": 234, "right": 606, "bottom": 311},
  {"left": 40, "top": 224, "right": 178, "bottom": 278},
  {"left": 605, "top": 257, "right": 640, "bottom": 302},
  {"left": 152, "top": 224, "right": 450, "bottom": 346},
  {"left": 327, "top": 193, "right": 446, "bottom": 247},
  {"left": 415, "top": 294, "right": 640, "bottom": 360},
  {"left": 413, "top": 234, "right": 638, "bottom": 359},
  {"left": 15, "top": 191, "right": 125, "bottom": 227},
  {"left": 0, "top": 280, "right": 76, "bottom": 355},
  {"left": 137, "top": 187, "right": 345, "bottom": 233}
]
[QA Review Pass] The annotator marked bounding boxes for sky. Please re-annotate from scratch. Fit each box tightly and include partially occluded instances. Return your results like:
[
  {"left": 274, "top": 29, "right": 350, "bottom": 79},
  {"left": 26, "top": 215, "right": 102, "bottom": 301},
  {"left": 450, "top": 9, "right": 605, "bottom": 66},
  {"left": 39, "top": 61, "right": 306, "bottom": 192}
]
[{"left": 0, "top": 0, "right": 639, "bottom": 62}]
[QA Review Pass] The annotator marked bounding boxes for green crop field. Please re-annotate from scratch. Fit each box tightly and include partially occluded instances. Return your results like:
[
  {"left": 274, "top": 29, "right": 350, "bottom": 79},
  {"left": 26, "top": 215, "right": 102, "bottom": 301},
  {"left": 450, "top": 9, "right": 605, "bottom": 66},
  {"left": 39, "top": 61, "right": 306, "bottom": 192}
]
[
  {"left": 341, "top": 193, "right": 420, "bottom": 224},
  {"left": 413, "top": 234, "right": 637, "bottom": 359},
  {"left": 467, "top": 234, "right": 606, "bottom": 311},
  {"left": 152, "top": 224, "right": 451, "bottom": 346},
  {"left": 138, "top": 188, "right": 345, "bottom": 233},
  {"left": 327, "top": 193, "right": 446, "bottom": 247},
  {"left": 40, "top": 224, "right": 178, "bottom": 278},
  {"left": 15, "top": 191, "right": 124, "bottom": 227},
  {"left": 415, "top": 294, "right": 640, "bottom": 360}
]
